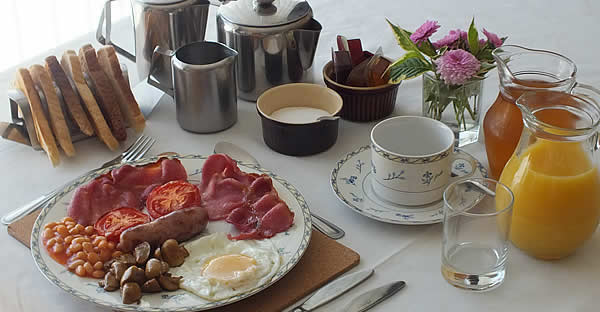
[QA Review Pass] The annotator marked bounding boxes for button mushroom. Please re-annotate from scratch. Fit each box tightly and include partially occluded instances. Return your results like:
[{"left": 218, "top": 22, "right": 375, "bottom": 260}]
[
  {"left": 121, "top": 282, "right": 142, "bottom": 304},
  {"left": 99, "top": 271, "right": 119, "bottom": 292},
  {"left": 145, "top": 258, "right": 162, "bottom": 279},
  {"left": 141, "top": 278, "right": 162, "bottom": 293},
  {"left": 161, "top": 239, "right": 188, "bottom": 267},
  {"left": 103, "top": 258, "right": 115, "bottom": 271},
  {"left": 116, "top": 253, "right": 136, "bottom": 266},
  {"left": 134, "top": 242, "right": 151, "bottom": 265},
  {"left": 181, "top": 245, "right": 189, "bottom": 257},
  {"left": 120, "top": 266, "right": 146, "bottom": 287},
  {"left": 111, "top": 261, "right": 129, "bottom": 281},
  {"left": 158, "top": 274, "right": 182, "bottom": 291},
  {"left": 160, "top": 261, "right": 170, "bottom": 275}
]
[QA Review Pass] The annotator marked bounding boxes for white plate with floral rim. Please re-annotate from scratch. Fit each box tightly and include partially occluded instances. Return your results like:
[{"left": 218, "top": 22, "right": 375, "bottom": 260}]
[
  {"left": 331, "top": 145, "right": 488, "bottom": 225},
  {"left": 31, "top": 154, "right": 312, "bottom": 312}
]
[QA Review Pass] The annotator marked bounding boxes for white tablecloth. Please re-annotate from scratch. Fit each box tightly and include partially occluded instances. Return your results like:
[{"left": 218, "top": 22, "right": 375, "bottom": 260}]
[{"left": 1, "top": 1, "right": 599, "bottom": 311}]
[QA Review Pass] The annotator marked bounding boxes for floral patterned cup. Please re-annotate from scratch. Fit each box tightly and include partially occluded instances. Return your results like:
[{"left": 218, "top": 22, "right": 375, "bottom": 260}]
[{"left": 370, "top": 116, "right": 476, "bottom": 206}]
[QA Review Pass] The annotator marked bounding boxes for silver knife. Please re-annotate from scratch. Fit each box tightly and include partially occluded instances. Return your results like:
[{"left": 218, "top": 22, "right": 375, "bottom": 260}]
[
  {"left": 344, "top": 281, "right": 406, "bottom": 312},
  {"left": 291, "top": 269, "right": 374, "bottom": 312}
]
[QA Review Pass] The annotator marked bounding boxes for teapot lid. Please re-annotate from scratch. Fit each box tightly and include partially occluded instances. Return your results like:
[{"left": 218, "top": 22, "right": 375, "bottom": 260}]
[{"left": 219, "top": 0, "right": 311, "bottom": 27}]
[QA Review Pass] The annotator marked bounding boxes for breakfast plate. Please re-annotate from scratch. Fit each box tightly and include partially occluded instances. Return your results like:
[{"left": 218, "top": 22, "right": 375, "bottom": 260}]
[
  {"left": 331, "top": 145, "right": 488, "bottom": 225},
  {"left": 31, "top": 154, "right": 312, "bottom": 311}
]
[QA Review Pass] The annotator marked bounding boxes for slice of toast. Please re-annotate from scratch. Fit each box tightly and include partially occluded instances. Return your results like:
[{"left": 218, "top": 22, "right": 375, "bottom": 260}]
[
  {"left": 97, "top": 46, "right": 145, "bottom": 132},
  {"left": 29, "top": 64, "right": 76, "bottom": 157},
  {"left": 78, "top": 44, "right": 127, "bottom": 141},
  {"left": 15, "top": 68, "right": 60, "bottom": 166},
  {"left": 45, "top": 55, "right": 94, "bottom": 136},
  {"left": 61, "top": 50, "right": 119, "bottom": 151}
]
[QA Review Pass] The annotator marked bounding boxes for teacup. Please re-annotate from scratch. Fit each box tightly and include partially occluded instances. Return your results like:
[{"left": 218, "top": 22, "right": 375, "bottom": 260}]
[{"left": 370, "top": 116, "right": 476, "bottom": 206}]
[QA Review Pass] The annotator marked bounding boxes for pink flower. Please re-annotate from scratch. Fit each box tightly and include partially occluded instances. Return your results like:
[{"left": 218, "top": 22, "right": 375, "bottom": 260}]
[
  {"left": 410, "top": 20, "right": 440, "bottom": 44},
  {"left": 433, "top": 29, "right": 467, "bottom": 49},
  {"left": 483, "top": 28, "right": 503, "bottom": 48},
  {"left": 434, "top": 49, "right": 481, "bottom": 85}
]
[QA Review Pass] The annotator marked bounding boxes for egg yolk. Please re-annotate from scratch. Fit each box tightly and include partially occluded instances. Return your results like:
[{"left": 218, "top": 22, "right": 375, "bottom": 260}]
[{"left": 202, "top": 254, "right": 257, "bottom": 284}]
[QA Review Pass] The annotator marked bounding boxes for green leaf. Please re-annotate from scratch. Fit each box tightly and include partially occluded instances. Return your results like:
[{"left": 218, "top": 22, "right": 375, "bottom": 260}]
[
  {"left": 467, "top": 18, "right": 480, "bottom": 55},
  {"left": 417, "top": 40, "right": 437, "bottom": 57},
  {"left": 479, "top": 62, "right": 496, "bottom": 72},
  {"left": 386, "top": 19, "right": 425, "bottom": 59},
  {"left": 386, "top": 53, "right": 432, "bottom": 83},
  {"left": 431, "top": 47, "right": 448, "bottom": 61},
  {"left": 477, "top": 47, "right": 494, "bottom": 62},
  {"left": 474, "top": 61, "right": 496, "bottom": 79},
  {"left": 432, "top": 46, "right": 448, "bottom": 60}
]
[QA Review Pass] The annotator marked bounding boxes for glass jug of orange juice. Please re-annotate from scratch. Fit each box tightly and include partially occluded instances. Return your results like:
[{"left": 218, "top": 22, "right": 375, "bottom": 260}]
[
  {"left": 497, "top": 90, "right": 600, "bottom": 260},
  {"left": 483, "top": 45, "right": 600, "bottom": 179}
]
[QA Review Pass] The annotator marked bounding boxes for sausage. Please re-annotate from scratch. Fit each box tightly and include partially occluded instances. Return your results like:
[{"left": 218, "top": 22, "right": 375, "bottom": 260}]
[{"left": 117, "top": 206, "right": 208, "bottom": 252}]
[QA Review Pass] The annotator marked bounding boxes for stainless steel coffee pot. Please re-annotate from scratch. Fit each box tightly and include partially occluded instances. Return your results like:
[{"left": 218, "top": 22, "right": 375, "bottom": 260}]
[
  {"left": 97, "top": 0, "right": 210, "bottom": 86},
  {"left": 216, "top": 0, "right": 322, "bottom": 101}
]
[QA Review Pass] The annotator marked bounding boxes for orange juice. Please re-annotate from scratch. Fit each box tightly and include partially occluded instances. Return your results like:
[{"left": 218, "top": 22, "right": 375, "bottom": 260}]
[{"left": 498, "top": 139, "right": 600, "bottom": 259}]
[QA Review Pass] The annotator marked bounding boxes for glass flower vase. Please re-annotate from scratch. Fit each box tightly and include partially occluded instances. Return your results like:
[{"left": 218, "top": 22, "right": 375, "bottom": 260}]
[{"left": 422, "top": 72, "right": 483, "bottom": 147}]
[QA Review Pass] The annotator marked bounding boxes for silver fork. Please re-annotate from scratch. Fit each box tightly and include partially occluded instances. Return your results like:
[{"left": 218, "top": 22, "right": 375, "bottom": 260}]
[{"left": 1, "top": 135, "right": 156, "bottom": 225}]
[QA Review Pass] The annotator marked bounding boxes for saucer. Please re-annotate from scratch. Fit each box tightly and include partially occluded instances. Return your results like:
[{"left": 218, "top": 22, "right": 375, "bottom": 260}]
[{"left": 330, "top": 145, "right": 488, "bottom": 225}]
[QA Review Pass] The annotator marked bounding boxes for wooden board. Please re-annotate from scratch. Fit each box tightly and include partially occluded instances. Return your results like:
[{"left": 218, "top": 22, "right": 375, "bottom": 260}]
[{"left": 8, "top": 210, "right": 360, "bottom": 312}]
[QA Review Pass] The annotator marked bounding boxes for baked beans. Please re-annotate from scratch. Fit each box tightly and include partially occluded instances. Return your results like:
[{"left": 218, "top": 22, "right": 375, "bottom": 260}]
[{"left": 43, "top": 218, "right": 117, "bottom": 279}]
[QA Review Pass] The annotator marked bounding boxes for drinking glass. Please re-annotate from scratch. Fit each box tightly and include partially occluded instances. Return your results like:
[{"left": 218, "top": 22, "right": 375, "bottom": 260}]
[{"left": 441, "top": 178, "right": 514, "bottom": 291}]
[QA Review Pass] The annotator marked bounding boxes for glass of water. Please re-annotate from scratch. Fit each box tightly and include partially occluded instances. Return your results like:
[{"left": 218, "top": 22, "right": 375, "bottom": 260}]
[{"left": 441, "top": 178, "right": 514, "bottom": 291}]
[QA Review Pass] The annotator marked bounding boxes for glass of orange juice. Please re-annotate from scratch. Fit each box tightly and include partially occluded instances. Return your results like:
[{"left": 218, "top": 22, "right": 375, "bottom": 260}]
[{"left": 441, "top": 178, "right": 514, "bottom": 291}]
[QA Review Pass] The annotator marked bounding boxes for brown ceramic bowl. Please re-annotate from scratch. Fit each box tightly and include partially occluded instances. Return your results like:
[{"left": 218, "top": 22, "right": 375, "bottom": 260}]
[
  {"left": 257, "top": 83, "right": 343, "bottom": 156},
  {"left": 323, "top": 60, "right": 400, "bottom": 122}
]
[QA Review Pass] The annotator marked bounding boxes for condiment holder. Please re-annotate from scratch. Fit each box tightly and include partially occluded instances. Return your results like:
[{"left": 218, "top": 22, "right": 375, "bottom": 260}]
[
  {"left": 256, "top": 83, "right": 343, "bottom": 156},
  {"left": 323, "top": 60, "right": 399, "bottom": 122}
]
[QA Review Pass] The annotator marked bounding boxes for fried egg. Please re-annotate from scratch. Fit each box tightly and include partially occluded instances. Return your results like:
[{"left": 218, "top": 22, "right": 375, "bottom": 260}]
[{"left": 172, "top": 232, "right": 281, "bottom": 301}]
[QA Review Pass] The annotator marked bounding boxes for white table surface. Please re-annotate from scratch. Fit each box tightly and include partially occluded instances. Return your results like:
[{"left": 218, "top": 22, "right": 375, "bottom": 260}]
[{"left": 1, "top": 0, "right": 600, "bottom": 311}]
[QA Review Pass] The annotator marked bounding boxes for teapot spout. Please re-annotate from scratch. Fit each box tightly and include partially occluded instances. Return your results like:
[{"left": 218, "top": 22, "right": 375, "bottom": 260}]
[{"left": 292, "top": 18, "right": 322, "bottom": 70}]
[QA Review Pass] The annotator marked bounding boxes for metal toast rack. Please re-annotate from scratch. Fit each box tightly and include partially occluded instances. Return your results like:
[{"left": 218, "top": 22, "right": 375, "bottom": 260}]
[{"left": 1, "top": 64, "right": 129, "bottom": 150}]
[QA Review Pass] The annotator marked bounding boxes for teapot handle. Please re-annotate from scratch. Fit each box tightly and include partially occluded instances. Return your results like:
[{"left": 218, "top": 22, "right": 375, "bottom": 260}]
[{"left": 96, "top": 0, "right": 135, "bottom": 62}]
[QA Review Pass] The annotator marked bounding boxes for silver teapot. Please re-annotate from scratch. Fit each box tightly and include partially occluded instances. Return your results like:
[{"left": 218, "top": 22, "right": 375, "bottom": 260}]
[
  {"left": 97, "top": 0, "right": 210, "bottom": 86},
  {"left": 97, "top": 0, "right": 321, "bottom": 102},
  {"left": 216, "top": 0, "right": 322, "bottom": 101}
]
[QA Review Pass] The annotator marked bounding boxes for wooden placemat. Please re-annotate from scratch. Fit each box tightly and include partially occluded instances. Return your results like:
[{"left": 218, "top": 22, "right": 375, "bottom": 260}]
[{"left": 8, "top": 210, "right": 360, "bottom": 312}]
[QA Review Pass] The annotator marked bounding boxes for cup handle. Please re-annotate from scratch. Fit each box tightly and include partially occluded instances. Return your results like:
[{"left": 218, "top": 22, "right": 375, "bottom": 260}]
[
  {"left": 147, "top": 46, "right": 175, "bottom": 97},
  {"left": 96, "top": 0, "right": 135, "bottom": 62},
  {"left": 448, "top": 150, "right": 478, "bottom": 182}
]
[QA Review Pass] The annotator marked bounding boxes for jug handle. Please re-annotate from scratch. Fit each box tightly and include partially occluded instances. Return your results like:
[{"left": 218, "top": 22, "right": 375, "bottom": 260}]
[
  {"left": 96, "top": 0, "right": 135, "bottom": 62},
  {"left": 571, "top": 82, "right": 600, "bottom": 151},
  {"left": 147, "top": 46, "right": 175, "bottom": 97},
  {"left": 571, "top": 82, "right": 600, "bottom": 106}
]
